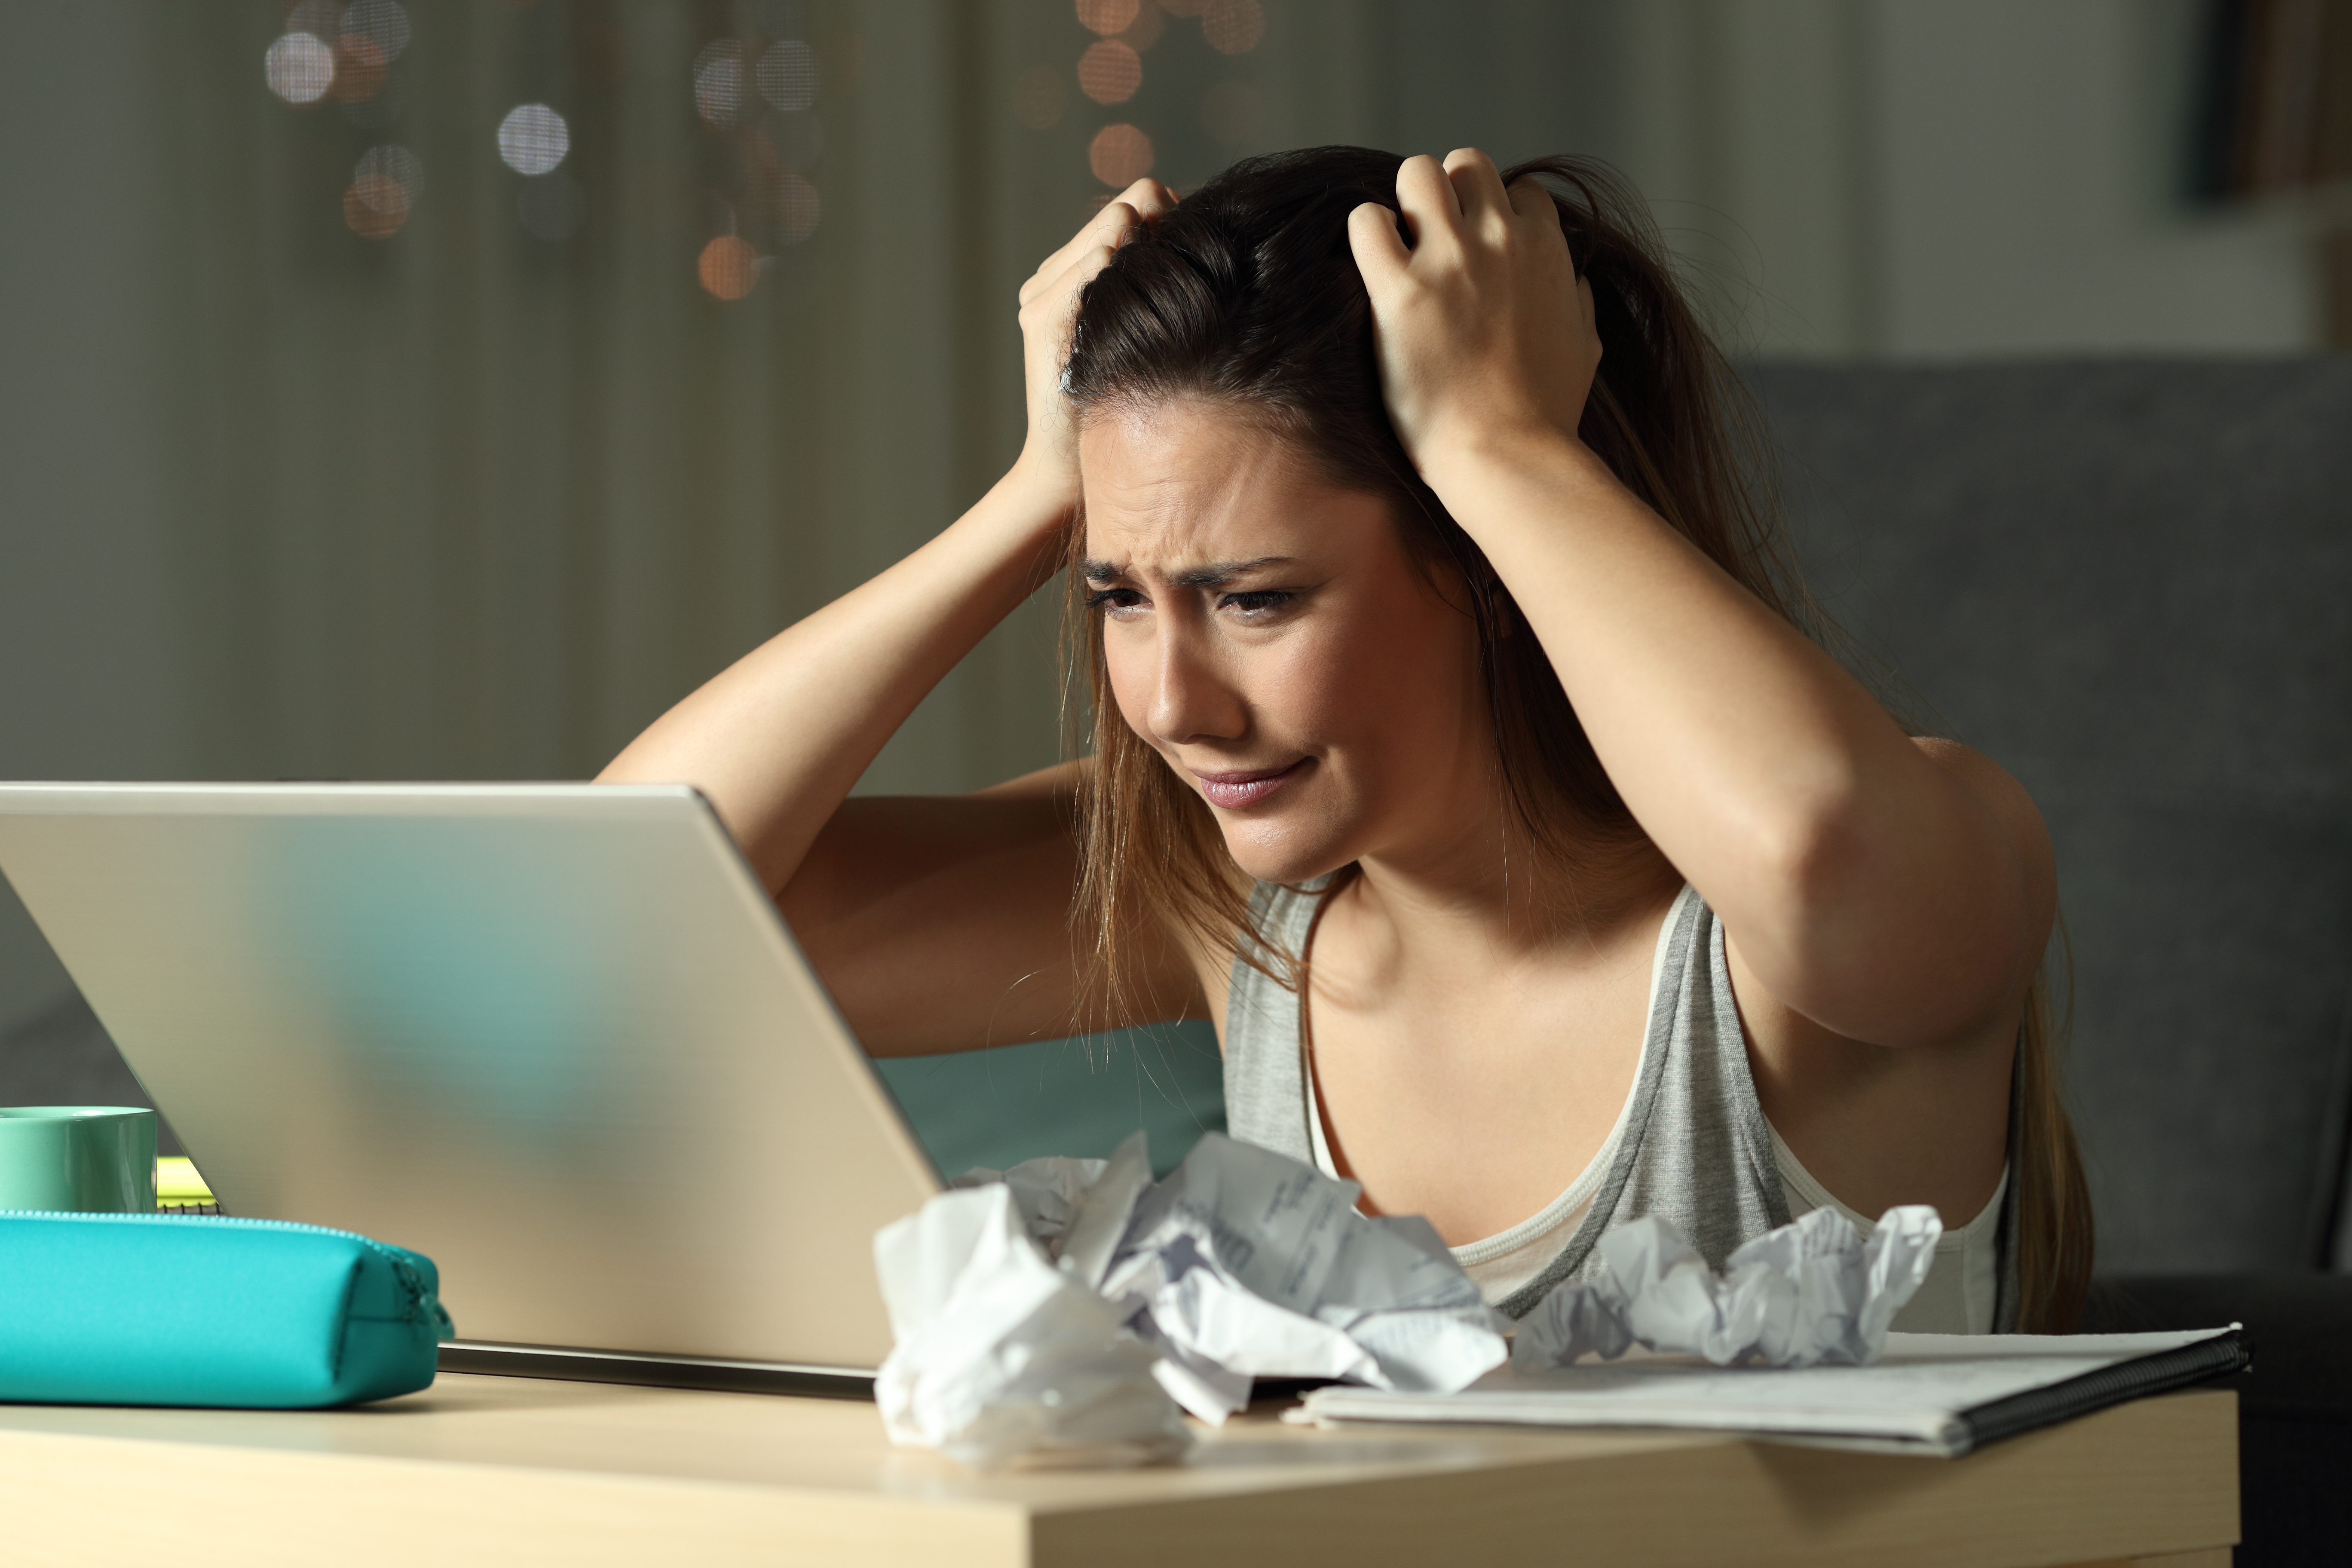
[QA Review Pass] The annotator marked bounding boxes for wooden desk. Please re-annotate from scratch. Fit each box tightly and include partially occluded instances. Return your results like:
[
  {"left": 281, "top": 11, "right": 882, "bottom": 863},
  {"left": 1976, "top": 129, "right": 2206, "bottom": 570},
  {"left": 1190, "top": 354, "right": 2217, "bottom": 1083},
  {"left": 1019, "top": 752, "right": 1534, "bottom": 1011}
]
[{"left": 0, "top": 1374, "right": 2236, "bottom": 1567}]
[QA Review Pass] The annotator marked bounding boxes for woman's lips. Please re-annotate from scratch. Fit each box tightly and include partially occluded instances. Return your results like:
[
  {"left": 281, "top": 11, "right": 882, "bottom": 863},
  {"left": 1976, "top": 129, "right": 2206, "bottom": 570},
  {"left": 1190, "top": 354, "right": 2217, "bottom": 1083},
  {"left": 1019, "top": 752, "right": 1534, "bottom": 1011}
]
[{"left": 1193, "top": 760, "right": 1307, "bottom": 810}]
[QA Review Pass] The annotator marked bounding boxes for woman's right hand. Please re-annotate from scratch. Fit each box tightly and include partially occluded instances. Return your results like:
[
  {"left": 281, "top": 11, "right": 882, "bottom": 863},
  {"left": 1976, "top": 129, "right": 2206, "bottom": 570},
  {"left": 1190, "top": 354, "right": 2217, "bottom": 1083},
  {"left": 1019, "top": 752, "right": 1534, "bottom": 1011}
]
[{"left": 1012, "top": 179, "right": 1178, "bottom": 513}]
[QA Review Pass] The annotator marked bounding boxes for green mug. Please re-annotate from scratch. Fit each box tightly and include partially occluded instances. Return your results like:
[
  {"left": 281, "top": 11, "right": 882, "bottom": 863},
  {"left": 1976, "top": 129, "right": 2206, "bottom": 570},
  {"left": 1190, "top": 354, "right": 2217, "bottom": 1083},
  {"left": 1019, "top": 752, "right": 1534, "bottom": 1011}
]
[{"left": 0, "top": 1106, "right": 158, "bottom": 1213}]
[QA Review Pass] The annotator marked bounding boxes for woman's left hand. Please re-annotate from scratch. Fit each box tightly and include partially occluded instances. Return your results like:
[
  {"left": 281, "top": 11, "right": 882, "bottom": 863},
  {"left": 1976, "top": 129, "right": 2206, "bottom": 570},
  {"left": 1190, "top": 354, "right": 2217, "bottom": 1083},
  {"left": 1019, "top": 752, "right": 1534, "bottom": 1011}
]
[{"left": 1348, "top": 150, "right": 1601, "bottom": 474}]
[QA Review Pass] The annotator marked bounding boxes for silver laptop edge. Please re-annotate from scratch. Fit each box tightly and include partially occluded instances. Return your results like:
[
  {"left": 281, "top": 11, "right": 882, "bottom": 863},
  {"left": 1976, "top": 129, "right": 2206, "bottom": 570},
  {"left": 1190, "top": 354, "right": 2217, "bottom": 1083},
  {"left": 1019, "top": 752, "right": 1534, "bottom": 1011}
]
[{"left": 0, "top": 782, "right": 943, "bottom": 1381}]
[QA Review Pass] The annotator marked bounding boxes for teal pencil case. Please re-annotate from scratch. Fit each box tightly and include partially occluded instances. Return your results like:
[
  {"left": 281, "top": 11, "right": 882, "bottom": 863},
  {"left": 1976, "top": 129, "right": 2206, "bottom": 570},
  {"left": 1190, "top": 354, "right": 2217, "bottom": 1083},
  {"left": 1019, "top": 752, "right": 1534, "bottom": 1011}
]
[{"left": 0, "top": 1211, "right": 453, "bottom": 1408}]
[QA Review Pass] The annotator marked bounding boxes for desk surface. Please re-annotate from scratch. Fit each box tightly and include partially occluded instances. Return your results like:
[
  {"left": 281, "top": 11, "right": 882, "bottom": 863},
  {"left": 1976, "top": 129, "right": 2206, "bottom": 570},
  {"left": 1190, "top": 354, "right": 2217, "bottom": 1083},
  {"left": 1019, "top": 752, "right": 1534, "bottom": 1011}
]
[{"left": 0, "top": 1373, "right": 2236, "bottom": 1568}]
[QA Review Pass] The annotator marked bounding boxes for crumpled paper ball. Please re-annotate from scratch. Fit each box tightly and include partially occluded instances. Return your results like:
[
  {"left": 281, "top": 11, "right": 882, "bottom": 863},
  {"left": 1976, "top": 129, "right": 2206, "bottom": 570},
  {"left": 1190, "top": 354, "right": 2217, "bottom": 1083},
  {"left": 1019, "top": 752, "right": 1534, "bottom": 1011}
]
[
  {"left": 1513, "top": 1204, "right": 1943, "bottom": 1371},
  {"left": 1099, "top": 1133, "right": 1508, "bottom": 1421},
  {"left": 872, "top": 1180, "right": 1193, "bottom": 1470},
  {"left": 873, "top": 1131, "right": 1509, "bottom": 1467}
]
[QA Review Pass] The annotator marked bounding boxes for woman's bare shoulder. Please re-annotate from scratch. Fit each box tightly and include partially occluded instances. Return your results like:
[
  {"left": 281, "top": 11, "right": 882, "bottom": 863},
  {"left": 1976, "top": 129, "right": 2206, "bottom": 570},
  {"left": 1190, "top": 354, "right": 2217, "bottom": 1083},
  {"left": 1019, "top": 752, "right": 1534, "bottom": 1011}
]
[{"left": 1909, "top": 736, "right": 2055, "bottom": 918}]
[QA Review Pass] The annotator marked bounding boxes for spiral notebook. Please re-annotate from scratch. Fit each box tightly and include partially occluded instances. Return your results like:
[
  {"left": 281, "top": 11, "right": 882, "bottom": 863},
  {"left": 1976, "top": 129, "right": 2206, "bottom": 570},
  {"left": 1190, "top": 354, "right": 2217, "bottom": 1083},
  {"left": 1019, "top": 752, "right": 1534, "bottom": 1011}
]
[{"left": 1290, "top": 1326, "right": 2249, "bottom": 1457}]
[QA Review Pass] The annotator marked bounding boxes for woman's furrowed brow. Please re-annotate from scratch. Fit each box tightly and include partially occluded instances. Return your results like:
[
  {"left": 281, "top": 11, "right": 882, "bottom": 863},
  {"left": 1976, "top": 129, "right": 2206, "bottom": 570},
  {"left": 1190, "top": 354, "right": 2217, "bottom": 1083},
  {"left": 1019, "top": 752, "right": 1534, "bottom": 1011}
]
[{"left": 1081, "top": 554, "right": 1296, "bottom": 587}]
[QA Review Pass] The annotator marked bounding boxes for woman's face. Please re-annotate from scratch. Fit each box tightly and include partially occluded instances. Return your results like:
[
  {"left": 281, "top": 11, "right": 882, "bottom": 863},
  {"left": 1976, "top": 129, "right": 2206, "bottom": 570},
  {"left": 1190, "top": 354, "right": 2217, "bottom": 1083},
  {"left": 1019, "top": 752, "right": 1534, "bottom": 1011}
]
[{"left": 1079, "top": 398, "right": 1495, "bottom": 885}]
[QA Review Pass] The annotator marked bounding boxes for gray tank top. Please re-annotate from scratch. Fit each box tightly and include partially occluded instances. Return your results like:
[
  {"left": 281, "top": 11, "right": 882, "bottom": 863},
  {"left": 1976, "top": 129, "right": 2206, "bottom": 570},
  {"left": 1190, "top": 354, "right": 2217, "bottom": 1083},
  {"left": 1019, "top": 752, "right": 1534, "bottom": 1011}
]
[{"left": 1222, "top": 876, "right": 2023, "bottom": 1327}]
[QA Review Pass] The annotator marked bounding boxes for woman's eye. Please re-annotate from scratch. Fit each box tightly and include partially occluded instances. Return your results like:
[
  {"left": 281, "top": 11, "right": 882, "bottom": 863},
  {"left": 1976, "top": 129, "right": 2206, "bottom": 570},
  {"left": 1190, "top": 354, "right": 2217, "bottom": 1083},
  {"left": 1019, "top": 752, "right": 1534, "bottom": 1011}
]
[
  {"left": 1084, "top": 587, "right": 1145, "bottom": 614},
  {"left": 1221, "top": 590, "right": 1294, "bottom": 616}
]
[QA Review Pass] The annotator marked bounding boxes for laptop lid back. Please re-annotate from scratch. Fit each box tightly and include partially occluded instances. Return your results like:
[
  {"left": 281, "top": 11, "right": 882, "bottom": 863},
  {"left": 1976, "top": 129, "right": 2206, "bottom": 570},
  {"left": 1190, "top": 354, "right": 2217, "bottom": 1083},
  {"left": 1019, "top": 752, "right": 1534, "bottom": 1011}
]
[{"left": 0, "top": 783, "right": 940, "bottom": 1372}]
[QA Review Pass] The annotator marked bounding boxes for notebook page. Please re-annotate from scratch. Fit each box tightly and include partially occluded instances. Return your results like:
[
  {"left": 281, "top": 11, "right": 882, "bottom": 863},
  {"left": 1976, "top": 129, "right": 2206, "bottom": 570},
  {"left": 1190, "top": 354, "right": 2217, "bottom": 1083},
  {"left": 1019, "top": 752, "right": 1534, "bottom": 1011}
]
[{"left": 1292, "top": 1327, "right": 2235, "bottom": 1455}]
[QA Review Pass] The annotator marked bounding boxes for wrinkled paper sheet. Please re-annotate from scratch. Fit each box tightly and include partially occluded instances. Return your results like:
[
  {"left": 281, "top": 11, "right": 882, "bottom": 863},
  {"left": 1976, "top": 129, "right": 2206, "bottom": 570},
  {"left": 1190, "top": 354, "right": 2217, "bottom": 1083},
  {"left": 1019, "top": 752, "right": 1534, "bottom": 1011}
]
[
  {"left": 872, "top": 1131, "right": 1509, "bottom": 1469},
  {"left": 1513, "top": 1204, "right": 1943, "bottom": 1371}
]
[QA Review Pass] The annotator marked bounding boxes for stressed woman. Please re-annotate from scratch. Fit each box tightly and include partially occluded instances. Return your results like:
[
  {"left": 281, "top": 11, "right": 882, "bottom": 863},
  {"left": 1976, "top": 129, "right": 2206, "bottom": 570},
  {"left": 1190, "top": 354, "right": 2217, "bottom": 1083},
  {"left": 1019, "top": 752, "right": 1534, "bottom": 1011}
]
[{"left": 600, "top": 147, "right": 2092, "bottom": 1333}]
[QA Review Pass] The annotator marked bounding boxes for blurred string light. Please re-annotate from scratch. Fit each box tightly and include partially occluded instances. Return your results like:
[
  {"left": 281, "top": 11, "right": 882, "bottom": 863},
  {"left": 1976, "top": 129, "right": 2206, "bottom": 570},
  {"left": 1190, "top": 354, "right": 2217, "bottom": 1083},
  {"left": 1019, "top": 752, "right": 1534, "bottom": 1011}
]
[
  {"left": 694, "top": 40, "right": 751, "bottom": 128},
  {"left": 1078, "top": 39, "right": 1142, "bottom": 105},
  {"left": 267, "top": 0, "right": 413, "bottom": 107},
  {"left": 1121, "top": 2, "right": 1167, "bottom": 51},
  {"left": 698, "top": 236, "right": 761, "bottom": 301},
  {"left": 1200, "top": 0, "right": 1265, "bottom": 53},
  {"left": 774, "top": 170, "right": 821, "bottom": 245},
  {"left": 758, "top": 40, "right": 818, "bottom": 112},
  {"left": 496, "top": 102, "right": 579, "bottom": 242},
  {"left": 338, "top": 1, "right": 411, "bottom": 62},
  {"left": 1076, "top": 0, "right": 1140, "bottom": 36},
  {"left": 265, "top": 31, "right": 335, "bottom": 104},
  {"left": 311, "top": 0, "right": 412, "bottom": 105},
  {"left": 497, "top": 104, "right": 569, "bottom": 176},
  {"left": 694, "top": 26, "right": 828, "bottom": 299},
  {"left": 267, "top": 0, "right": 425, "bottom": 243},
  {"left": 1069, "top": 0, "right": 1262, "bottom": 188},
  {"left": 345, "top": 144, "right": 421, "bottom": 239},
  {"left": 1090, "top": 123, "right": 1154, "bottom": 186}
]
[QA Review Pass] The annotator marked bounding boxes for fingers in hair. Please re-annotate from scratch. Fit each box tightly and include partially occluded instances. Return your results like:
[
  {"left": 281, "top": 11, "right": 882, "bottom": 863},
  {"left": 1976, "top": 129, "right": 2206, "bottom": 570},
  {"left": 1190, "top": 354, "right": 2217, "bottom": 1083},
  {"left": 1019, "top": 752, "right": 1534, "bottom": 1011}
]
[
  {"left": 1392, "top": 153, "right": 1458, "bottom": 247},
  {"left": 1345, "top": 200, "right": 1410, "bottom": 281},
  {"left": 1441, "top": 147, "right": 1510, "bottom": 223}
]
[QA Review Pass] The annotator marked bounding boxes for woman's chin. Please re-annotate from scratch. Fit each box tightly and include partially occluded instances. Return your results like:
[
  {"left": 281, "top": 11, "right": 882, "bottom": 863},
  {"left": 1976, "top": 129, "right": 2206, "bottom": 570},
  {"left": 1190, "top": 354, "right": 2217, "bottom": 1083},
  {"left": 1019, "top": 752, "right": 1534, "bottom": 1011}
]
[{"left": 1216, "top": 816, "right": 1354, "bottom": 888}]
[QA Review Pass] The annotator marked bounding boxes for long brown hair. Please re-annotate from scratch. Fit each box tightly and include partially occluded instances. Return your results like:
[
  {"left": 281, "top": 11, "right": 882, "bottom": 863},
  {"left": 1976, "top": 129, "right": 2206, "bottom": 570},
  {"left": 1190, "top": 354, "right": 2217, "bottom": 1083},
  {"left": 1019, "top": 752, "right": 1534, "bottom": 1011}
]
[{"left": 1059, "top": 147, "right": 2092, "bottom": 1329}]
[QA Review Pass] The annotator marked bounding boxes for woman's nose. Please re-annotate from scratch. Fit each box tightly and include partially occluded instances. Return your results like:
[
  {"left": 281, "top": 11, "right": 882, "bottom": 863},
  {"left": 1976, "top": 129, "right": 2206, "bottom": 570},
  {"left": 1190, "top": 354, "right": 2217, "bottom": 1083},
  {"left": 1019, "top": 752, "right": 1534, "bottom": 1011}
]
[{"left": 1149, "top": 623, "right": 1246, "bottom": 747}]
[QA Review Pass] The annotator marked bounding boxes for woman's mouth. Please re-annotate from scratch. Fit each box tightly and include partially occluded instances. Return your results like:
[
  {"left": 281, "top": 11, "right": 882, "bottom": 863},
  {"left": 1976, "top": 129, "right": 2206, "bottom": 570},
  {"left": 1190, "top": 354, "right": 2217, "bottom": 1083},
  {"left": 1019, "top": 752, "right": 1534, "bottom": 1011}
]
[{"left": 1192, "top": 760, "right": 1308, "bottom": 810}]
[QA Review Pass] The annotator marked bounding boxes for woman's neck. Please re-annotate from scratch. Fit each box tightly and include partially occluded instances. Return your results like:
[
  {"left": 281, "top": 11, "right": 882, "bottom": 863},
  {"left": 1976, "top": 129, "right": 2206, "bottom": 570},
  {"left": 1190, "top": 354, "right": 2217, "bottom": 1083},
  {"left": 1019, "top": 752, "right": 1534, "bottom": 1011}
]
[{"left": 1338, "top": 808, "right": 1682, "bottom": 974}]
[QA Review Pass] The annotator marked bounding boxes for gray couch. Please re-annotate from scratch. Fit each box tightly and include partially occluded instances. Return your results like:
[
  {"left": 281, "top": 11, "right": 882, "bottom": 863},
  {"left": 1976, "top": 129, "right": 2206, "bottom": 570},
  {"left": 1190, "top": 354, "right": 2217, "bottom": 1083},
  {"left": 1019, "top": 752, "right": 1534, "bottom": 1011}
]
[
  {"left": 1753, "top": 359, "right": 2352, "bottom": 1568},
  {"left": 4, "top": 358, "right": 2345, "bottom": 1561}
]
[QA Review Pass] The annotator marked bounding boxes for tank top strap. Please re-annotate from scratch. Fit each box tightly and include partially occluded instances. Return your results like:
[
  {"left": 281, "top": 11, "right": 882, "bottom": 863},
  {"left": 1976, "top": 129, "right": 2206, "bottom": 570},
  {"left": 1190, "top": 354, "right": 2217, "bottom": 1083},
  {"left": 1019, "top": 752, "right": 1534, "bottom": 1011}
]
[
  {"left": 1494, "top": 885, "right": 1793, "bottom": 1318},
  {"left": 1220, "top": 877, "right": 1332, "bottom": 1165}
]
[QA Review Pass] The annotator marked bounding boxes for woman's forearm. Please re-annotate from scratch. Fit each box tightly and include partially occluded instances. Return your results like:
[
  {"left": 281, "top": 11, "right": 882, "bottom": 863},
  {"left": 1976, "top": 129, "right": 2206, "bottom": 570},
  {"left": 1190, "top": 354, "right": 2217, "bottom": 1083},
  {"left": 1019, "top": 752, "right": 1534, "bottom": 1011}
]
[
  {"left": 597, "top": 460, "right": 1070, "bottom": 893},
  {"left": 1422, "top": 429, "right": 2038, "bottom": 1045}
]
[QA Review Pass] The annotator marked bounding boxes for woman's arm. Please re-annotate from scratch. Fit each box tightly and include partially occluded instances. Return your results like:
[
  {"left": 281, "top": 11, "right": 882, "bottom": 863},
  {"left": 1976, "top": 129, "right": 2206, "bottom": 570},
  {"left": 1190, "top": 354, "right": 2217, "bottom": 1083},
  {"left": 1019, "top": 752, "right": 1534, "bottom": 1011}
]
[
  {"left": 602, "top": 183, "right": 1207, "bottom": 1053},
  {"left": 599, "top": 466, "right": 1065, "bottom": 890},
  {"left": 1348, "top": 152, "right": 2052, "bottom": 1051}
]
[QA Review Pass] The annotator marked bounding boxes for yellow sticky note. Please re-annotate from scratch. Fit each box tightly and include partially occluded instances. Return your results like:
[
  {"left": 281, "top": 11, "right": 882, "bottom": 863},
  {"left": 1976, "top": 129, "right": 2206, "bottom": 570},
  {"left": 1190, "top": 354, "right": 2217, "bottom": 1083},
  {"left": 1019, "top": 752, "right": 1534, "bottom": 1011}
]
[{"left": 156, "top": 1156, "right": 215, "bottom": 1205}]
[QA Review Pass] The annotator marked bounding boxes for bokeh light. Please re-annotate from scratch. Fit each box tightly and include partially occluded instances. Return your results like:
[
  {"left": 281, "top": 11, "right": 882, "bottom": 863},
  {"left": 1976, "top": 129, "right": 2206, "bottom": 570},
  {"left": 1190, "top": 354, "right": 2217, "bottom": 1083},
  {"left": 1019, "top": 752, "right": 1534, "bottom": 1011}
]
[
  {"left": 339, "top": 0, "right": 411, "bottom": 62},
  {"left": 774, "top": 170, "right": 821, "bottom": 245},
  {"left": 355, "top": 143, "right": 423, "bottom": 206},
  {"left": 1201, "top": 0, "right": 1266, "bottom": 54},
  {"left": 1121, "top": 1, "right": 1167, "bottom": 51},
  {"left": 344, "top": 149, "right": 414, "bottom": 240},
  {"left": 344, "top": 180, "right": 405, "bottom": 238},
  {"left": 698, "top": 236, "right": 761, "bottom": 300},
  {"left": 757, "top": 40, "right": 818, "bottom": 113},
  {"left": 1076, "top": 0, "right": 1141, "bottom": 37},
  {"left": 331, "top": 35, "right": 389, "bottom": 104},
  {"left": 1202, "top": 80, "right": 1261, "bottom": 144},
  {"left": 517, "top": 173, "right": 587, "bottom": 242},
  {"left": 1077, "top": 40, "right": 1142, "bottom": 106},
  {"left": 694, "top": 40, "right": 750, "bottom": 127},
  {"left": 498, "top": 104, "right": 569, "bottom": 175},
  {"left": 1015, "top": 64, "right": 1066, "bottom": 130},
  {"left": 1089, "top": 123, "right": 1154, "bottom": 187},
  {"left": 264, "top": 32, "right": 335, "bottom": 104}
]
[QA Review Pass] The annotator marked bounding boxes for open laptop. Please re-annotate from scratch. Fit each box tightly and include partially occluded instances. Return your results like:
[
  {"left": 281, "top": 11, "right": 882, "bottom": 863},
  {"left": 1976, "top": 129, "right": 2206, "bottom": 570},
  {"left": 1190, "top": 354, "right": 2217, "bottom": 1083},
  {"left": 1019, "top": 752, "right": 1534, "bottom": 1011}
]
[{"left": 0, "top": 784, "right": 943, "bottom": 1396}]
